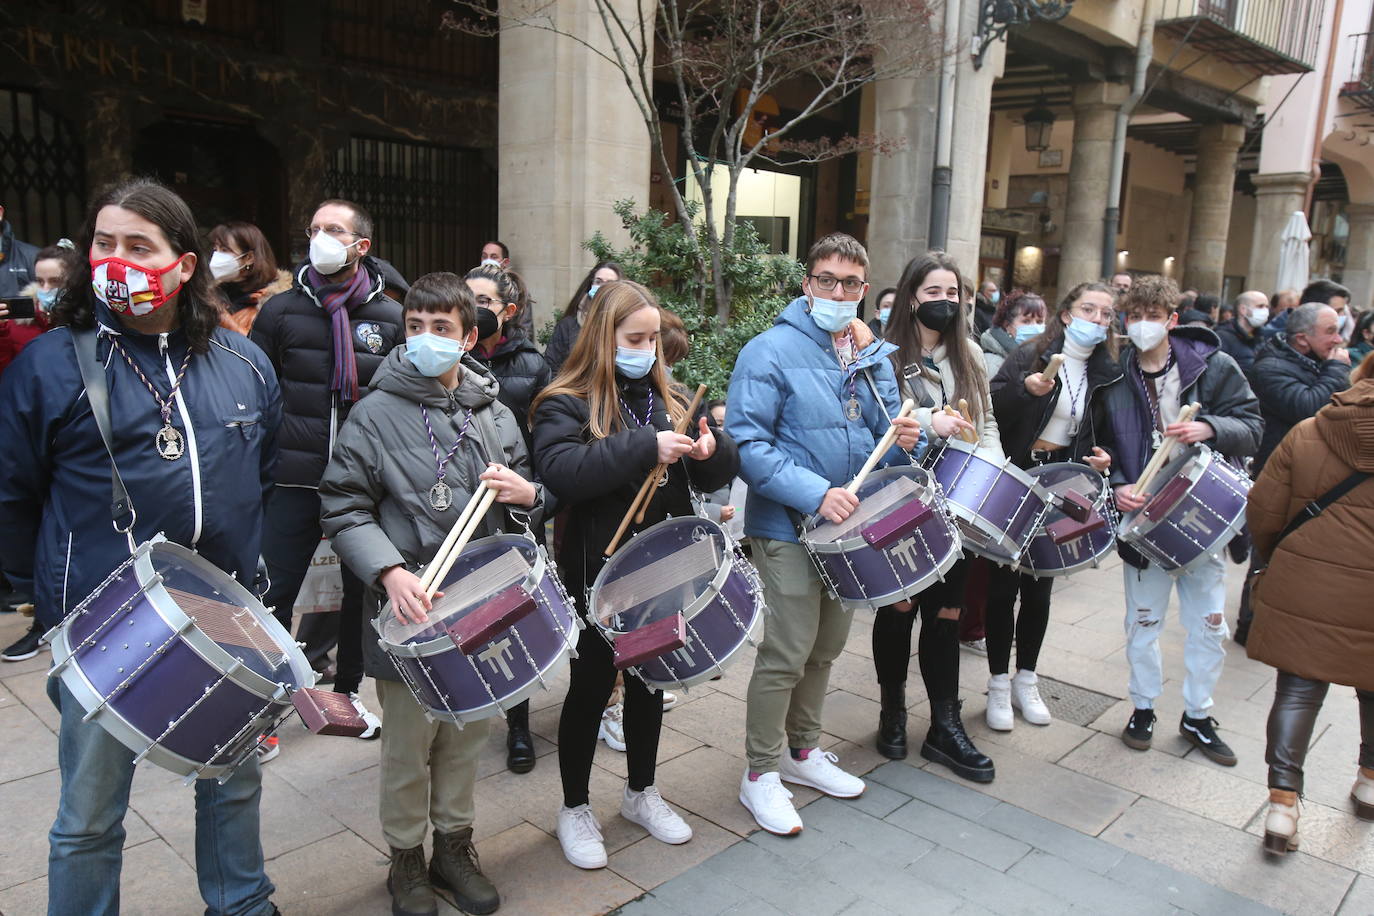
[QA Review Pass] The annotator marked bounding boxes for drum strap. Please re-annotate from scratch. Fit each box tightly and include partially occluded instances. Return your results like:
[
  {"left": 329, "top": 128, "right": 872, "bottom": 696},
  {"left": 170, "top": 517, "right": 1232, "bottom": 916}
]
[{"left": 71, "top": 329, "right": 138, "bottom": 546}]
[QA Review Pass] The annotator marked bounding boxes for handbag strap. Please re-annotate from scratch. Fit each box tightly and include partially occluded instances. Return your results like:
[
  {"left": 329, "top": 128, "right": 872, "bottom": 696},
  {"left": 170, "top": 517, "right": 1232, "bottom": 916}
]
[
  {"left": 70, "top": 328, "right": 137, "bottom": 539},
  {"left": 1275, "top": 469, "right": 1372, "bottom": 546}
]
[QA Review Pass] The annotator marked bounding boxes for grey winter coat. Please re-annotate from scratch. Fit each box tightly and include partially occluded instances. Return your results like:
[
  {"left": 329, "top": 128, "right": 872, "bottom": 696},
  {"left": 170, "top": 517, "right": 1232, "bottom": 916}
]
[
  {"left": 980, "top": 326, "right": 1016, "bottom": 377},
  {"left": 319, "top": 346, "right": 542, "bottom": 681}
]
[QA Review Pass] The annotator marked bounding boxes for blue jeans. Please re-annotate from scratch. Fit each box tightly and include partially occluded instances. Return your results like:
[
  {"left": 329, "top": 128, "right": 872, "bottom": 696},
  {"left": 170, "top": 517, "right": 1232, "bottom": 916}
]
[{"left": 46, "top": 677, "right": 276, "bottom": 916}]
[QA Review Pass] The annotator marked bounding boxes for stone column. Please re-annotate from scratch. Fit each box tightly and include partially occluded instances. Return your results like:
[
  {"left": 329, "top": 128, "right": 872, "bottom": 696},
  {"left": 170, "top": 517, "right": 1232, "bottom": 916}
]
[
  {"left": 1246, "top": 171, "right": 1312, "bottom": 296},
  {"left": 498, "top": 0, "right": 651, "bottom": 328},
  {"left": 1182, "top": 122, "right": 1245, "bottom": 294},
  {"left": 1058, "top": 82, "right": 1129, "bottom": 298},
  {"left": 1345, "top": 203, "right": 1374, "bottom": 312}
]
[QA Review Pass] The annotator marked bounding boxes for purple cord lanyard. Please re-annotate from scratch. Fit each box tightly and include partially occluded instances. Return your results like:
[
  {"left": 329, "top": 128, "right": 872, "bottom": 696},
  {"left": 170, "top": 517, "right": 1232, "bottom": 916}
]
[{"left": 421, "top": 405, "right": 474, "bottom": 510}]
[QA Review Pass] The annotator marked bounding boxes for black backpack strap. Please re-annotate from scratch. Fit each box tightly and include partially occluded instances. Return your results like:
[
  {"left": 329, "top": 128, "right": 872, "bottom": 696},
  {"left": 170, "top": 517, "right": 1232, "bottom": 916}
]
[
  {"left": 70, "top": 328, "right": 137, "bottom": 540},
  {"left": 1275, "top": 470, "right": 1372, "bottom": 545}
]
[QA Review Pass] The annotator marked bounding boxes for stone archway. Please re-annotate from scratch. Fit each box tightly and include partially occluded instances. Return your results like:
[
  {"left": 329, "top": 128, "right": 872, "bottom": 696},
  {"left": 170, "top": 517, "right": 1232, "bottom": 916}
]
[{"left": 1323, "top": 129, "right": 1374, "bottom": 309}]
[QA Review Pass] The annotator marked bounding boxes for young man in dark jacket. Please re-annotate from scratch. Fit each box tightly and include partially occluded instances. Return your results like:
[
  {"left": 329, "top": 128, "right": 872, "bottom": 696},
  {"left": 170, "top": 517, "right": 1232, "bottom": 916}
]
[
  {"left": 1213, "top": 290, "right": 1270, "bottom": 377},
  {"left": 320, "top": 272, "right": 540, "bottom": 916},
  {"left": 1098, "top": 275, "right": 1261, "bottom": 767},
  {"left": 0, "top": 178, "right": 283, "bottom": 916},
  {"left": 249, "top": 198, "right": 405, "bottom": 739}
]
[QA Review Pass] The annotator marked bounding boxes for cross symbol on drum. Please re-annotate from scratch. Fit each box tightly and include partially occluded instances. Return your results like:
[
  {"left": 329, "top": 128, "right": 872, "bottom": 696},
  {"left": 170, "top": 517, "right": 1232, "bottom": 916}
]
[
  {"left": 890, "top": 536, "right": 921, "bottom": 572},
  {"left": 1179, "top": 507, "right": 1214, "bottom": 537},
  {"left": 477, "top": 638, "right": 516, "bottom": 680}
]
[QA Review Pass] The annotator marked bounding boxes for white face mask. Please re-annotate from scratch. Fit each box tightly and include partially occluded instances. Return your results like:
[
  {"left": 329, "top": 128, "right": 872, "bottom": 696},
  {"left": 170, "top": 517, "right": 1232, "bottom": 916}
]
[
  {"left": 1247, "top": 307, "right": 1269, "bottom": 328},
  {"left": 309, "top": 231, "right": 358, "bottom": 276},
  {"left": 1127, "top": 320, "right": 1169, "bottom": 352},
  {"left": 480, "top": 257, "right": 501, "bottom": 268},
  {"left": 209, "top": 250, "right": 245, "bottom": 281}
]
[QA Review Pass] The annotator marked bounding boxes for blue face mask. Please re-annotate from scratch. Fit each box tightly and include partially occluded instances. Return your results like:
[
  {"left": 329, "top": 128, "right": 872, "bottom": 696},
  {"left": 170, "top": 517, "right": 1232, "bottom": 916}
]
[
  {"left": 1064, "top": 316, "right": 1108, "bottom": 348},
  {"left": 615, "top": 346, "right": 657, "bottom": 379},
  {"left": 35, "top": 288, "right": 59, "bottom": 309},
  {"left": 809, "top": 296, "right": 858, "bottom": 333},
  {"left": 1015, "top": 323, "right": 1044, "bottom": 343},
  {"left": 406, "top": 332, "right": 464, "bottom": 377},
  {"left": 990, "top": 290, "right": 1001, "bottom": 305},
  {"left": 588, "top": 283, "right": 602, "bottom": 299},
  {"left": 878, "top": 306, "right": 892, "bottom": 326}
]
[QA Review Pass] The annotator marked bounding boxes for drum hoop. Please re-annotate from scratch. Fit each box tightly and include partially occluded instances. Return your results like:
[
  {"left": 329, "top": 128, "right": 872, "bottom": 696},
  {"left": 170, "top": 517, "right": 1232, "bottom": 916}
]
[
  {"left": 801, "top": 464, "right": 939, "bottom": 545},
  {"left": 1026, "top": 461, "right": 1109, "bottom": 509},
  {"left": 138, "top": 541, "right": 313, "bottom": 699},
  {"left": 378, "top": 534, "right": 549, "bottom": 658},
  {"left": 589, "top": 516, "right": 734, "bottom": 634}
]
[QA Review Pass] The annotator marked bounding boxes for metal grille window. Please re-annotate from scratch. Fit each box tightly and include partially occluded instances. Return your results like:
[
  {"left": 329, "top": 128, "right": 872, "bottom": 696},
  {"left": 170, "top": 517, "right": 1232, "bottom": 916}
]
[
  {"left": 0, "top": 88, "right": 85, "bottom": 248},
  {"left": 325, "top": 136, "right": 495, "bottom": 284},
  {"left": 323, "top": 0, "right": 497, "bottom": 87}
]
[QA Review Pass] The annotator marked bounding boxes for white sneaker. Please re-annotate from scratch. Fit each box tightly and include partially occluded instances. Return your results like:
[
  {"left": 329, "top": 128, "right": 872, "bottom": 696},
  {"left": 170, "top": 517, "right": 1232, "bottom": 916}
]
[
  {"left": 598, "top": 703, "right": 626, "bottom": 752},
  {"left": 347, "top": 692, "right": 382, "bottom": 739},
  {"left": 557, "top": 804, "right": 607, "bottom": 869},
  {"left": 961, "top": 638, "right": 988, "bottom": 656},
  {"left": 661, "top": 691, "right": 679, "bottom": 711},
  {"left": 986, "top": 674, "right": 1013, "bottom": 731},
  {"left": 778, "top": 748, "right": 865, "bottom": 798},
  {"left": 1010, "top": 670, "right": 1051, "bottom": 726},
  {"left": 739, "top": 770, "right": 802, "bottom": 836},
  {"left": 255, "top": 735, "right": 280, "bottom": 764},
  {"left": 621, "top": 786, "right": 692, "bottom": 844}
]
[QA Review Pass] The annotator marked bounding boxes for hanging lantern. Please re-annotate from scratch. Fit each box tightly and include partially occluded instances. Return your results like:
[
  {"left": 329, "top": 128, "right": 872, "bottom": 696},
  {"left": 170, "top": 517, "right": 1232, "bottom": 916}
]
[{"left": 1022, "top": 100, "right": 1056, "bottom": 153}]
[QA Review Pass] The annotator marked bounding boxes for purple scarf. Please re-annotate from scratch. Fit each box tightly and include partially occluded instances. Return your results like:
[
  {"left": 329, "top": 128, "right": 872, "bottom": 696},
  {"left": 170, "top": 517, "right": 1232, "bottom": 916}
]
[{"left": 307, "top": 263, "right": 373, "bottom": 403}]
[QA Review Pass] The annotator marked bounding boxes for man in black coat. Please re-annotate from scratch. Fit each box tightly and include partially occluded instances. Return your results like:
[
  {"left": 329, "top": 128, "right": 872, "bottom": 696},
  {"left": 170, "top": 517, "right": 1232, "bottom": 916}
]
[
  {"left": 249, "top": 198, "right": 405, "bottom": 741},
  {"left": 0, "top": 203, "right": 39, "bottom": 298},
  {"left": 1214, "top": 290, "right": 1269, "bottom": 377}
]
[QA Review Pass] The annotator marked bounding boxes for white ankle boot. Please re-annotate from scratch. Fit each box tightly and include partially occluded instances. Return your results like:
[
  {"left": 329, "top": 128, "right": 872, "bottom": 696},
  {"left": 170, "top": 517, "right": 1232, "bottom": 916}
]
[
  {"left": 1353, "top": 768, "right": 1374, "bottom": 820},
  {"left": 986, "top": 674, "right": 1013, "bottom": 731},
  {"left": 1263, "top": 788, "right": 1299, "bottom": 854},
  {"left": 1011, "top": 670, "right": 1051, "bottom": 726}
]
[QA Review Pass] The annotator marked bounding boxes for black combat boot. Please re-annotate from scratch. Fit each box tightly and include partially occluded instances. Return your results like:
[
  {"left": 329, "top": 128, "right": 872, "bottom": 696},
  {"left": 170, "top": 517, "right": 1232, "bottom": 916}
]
[
  {"left": 430, "top": 827, "right": 500, "bottom": 915},
  {"left": 876, "top": 682, "right": 908, "bottom": 760},
  {"left": 921, "top": 698, "right": 995, "bottom": 783},
  {"left": 506, "top": 699, "right": 536, "bottom": 774}
]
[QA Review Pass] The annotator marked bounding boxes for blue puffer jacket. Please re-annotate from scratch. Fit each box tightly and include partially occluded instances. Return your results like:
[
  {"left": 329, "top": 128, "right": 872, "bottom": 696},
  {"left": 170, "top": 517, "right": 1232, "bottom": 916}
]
[
  {"left": 726, "top": 297, "right": 924, "bottom": 543},
  {"left": 0, "top": 302, "right": 281, "bottom": 628}
]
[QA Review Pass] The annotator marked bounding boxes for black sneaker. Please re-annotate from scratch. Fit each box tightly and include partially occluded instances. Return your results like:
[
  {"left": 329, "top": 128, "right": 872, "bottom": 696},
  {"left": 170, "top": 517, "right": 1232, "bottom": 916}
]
[
  {"left": 1, "top": 621, "right": 44, "bottom": 662},
  {"left": 1180, "top": 714, "right": 1238, "bottom": 766},
  {"left": 1121, "top": 707, "right": 1155, "bottom": 750}
]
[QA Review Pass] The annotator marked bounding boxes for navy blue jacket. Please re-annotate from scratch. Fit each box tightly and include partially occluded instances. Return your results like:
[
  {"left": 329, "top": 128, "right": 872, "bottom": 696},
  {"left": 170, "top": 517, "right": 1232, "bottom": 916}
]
[{"left": 0, "top": 303, "right": 281, "bottom": 628}]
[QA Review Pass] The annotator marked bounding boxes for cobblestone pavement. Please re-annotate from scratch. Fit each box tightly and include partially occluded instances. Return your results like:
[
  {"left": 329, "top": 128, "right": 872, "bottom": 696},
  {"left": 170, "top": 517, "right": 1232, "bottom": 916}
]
[{"left": 1, "top": 557, "right": 1371, "bottom": 915}]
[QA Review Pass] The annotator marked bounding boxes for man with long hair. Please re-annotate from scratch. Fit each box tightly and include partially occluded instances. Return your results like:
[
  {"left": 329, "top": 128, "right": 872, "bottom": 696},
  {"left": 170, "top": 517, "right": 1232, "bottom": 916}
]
[{"left": 0, "top": 178, "right": 282, "bottom": 915}]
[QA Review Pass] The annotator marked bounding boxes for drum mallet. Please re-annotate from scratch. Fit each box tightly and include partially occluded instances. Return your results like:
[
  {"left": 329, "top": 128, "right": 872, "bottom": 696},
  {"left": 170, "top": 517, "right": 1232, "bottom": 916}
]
[
  {"left": 1132, "top": 402, "right": 1200, "bottom": 498},
  {"left": 420, "top": 482, "right": 493, "bottom": 593},
  {"left": 956, "top": 398, "right": 978, "bottom": 444},
  {"left": 847, "top": 399, "right": 917, "bottom": 494},
  {"left": 1041, "top": 353, "right": 1065, "bottom": 382},
  {"left": 424, "top": 482, "right": 500, "bottom": 600},
  {"left": 634, "top": 383, "right": 709, "bottom": 525}
]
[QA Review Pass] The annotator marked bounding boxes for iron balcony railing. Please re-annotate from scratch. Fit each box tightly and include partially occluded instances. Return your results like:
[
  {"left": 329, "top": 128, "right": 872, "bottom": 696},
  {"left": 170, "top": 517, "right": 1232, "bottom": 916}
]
[
  {"left": 1348, "top": 32, "right": 1373, "bottom": 89},
  {"left": 1157, "top": 0, "right": 1325, "bottom": 72}
]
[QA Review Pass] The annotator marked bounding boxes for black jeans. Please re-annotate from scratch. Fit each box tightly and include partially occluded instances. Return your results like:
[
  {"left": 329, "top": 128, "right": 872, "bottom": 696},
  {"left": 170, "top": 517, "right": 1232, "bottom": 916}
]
[
  {"left": 261, "top": 485, "right": 366, "bottom": 695},
  {"left": 559, "top": 625, "right": 663, "bottom": 807},
  {"left": 871, "top": 557, "right": 968, "bottom": 703},
  {"left": 1266, "top": 670, "right": 1374, "bottom": 792},
  {"left": 985, "top": 565, "right": 1053, "bottom": 676}
]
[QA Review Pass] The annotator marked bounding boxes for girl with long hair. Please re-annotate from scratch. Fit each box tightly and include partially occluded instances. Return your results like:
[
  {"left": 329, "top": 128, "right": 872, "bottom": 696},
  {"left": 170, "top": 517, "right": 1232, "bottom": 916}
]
[
  {"left": 984, "top": 281, "right": 1118, "bottom": 732},
  {"left": 870, "top": 251, "right": 998, "bottom": 782},
  {"left": 530, "top": 279, "right": 738, "bottom": 870}
]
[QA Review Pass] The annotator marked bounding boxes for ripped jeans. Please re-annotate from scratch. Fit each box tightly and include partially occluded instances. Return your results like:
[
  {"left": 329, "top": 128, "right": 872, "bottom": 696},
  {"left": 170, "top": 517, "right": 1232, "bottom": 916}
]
[{"left": 1122, "top": 553, "right": 1228, "bottom": 719}]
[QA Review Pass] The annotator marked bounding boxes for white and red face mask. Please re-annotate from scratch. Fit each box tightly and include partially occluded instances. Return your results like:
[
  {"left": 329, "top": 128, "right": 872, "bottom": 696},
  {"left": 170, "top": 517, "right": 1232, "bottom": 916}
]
[{"left": 91, "top": 254, "right": 186, "bottom": 317}]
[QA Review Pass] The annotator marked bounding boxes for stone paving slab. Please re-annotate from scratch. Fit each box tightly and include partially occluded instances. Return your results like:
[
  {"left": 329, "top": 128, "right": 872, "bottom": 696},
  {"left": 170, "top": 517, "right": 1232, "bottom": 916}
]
[{"left": 2, "top": 557, "right": 1371, "bottom": 915}]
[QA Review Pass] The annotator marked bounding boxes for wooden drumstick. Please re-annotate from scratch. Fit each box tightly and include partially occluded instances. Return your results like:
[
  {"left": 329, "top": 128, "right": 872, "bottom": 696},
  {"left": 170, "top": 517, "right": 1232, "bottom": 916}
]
[
  {"left": 634, "top": 383, "right": 709, "bottom": 525},
  {"left": 1132, "top": 402, "right": 1200, "bottom": 497},
  {"left": 424, "top": 484, "right": 499, "bottom": 599},
  {"left": 420, "top": 482, "right": 492, "bottom": 592},
  {"left": 605, "top": 473, "right": 658, "bottom": 557},
  {"left": 846, "top": 399, "right": 917, "bottom": 494},
  {"left": 956, "top": 398, "right": 978, "bottom": 444},
  {"left": 1042, "top": 353, "right": 1065, "bottom": 382}
]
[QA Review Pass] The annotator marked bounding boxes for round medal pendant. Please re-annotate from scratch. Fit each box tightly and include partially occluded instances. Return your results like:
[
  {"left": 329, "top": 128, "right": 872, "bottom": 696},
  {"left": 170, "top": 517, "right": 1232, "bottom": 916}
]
[
  {"left": 845, "top": 397, "right": 863, "bottom": 422},
  {"left": 429, "top": 481, "right": 454, "bottom": 511},
  {"left": 156, "top": 425, "right": 184, "bottom": 460}
]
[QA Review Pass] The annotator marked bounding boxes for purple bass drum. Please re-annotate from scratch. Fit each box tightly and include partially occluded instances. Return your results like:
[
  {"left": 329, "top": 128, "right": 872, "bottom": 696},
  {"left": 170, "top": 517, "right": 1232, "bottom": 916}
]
[
  {"left": 591, "top": 517, "right": 763, "bottom": 691},
  {"left": 801, "top": 465, "right": 961, "bottom": 610},
  {"left": 1119, "top": 445, "right": 1251, "bottom": 575},
  {"left": 924, "top": 439, "right": 1051, "bottom": 564},
  {"left": 48, "top": 536, "right": 315, "bottom": 782},
  {"left": 1016, "top": 463, "right": 1119, "bottom": 577},
  {"left": 377, "top": 534, "right": 580, "bottom": 726}
]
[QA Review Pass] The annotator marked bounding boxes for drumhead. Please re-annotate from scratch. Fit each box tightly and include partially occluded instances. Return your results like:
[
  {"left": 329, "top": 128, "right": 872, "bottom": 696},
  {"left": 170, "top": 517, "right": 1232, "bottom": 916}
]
[
  {"left": 379, "top": 535, "right": 537, "bottom": 650},
  {"left": 593, "top": 517, "right": 728, "bottom": 631},
  {"left": 804, "top": 465, "right": 937, "bottom": 549},
  {"left": 1026, "top": 462, "right": 1106, "bottom": 510},
  {"left": 149, "top": 543, "right": 304, "bottom": 688}
]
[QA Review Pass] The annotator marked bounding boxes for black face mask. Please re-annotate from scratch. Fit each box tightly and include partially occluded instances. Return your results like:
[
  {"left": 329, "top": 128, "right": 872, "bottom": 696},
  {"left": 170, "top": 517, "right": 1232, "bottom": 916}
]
[
  {"left": 916, "top": 298, "right": 959, "bottom": 333},
  {"left": 475, "top": 306, "right": 501, "bottom": 339}
]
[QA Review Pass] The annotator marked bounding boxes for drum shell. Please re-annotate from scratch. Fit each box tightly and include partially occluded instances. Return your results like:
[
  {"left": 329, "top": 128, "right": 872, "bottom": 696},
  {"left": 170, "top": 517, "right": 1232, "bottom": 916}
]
[
  {"left": 379, "top": 535, "right": 579, "bottom": 725},
  {"left": 925, "top": 440, "right": 1050, "bottom": 563},
  {"left": 1015, "top": 463, "right": 1118, "bottom": 577},
  {"left": 1119, "top": 446, "right": 1250, "bottom": 575}
]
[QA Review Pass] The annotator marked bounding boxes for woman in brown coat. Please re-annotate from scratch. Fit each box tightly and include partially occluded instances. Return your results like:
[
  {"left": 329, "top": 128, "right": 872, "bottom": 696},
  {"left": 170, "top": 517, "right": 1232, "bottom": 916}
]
[{"left": 1246, "top": 352, "right": 1374, "bottom": 855}]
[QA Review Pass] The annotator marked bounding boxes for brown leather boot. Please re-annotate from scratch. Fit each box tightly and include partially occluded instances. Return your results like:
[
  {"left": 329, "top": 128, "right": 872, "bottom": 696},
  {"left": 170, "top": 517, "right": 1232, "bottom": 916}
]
[
  {"left": 387, "top": 844, "right": 437, "bottom": 916},
  {"left": 430, "top": 827, "right": 500, "bottom": 915}
]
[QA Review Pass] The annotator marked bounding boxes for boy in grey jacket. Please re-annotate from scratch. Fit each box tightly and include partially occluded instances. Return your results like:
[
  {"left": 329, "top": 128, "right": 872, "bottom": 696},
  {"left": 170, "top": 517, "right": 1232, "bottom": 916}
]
[{"left": 320, "top": 272, "right": 541, "bottom": 916}]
